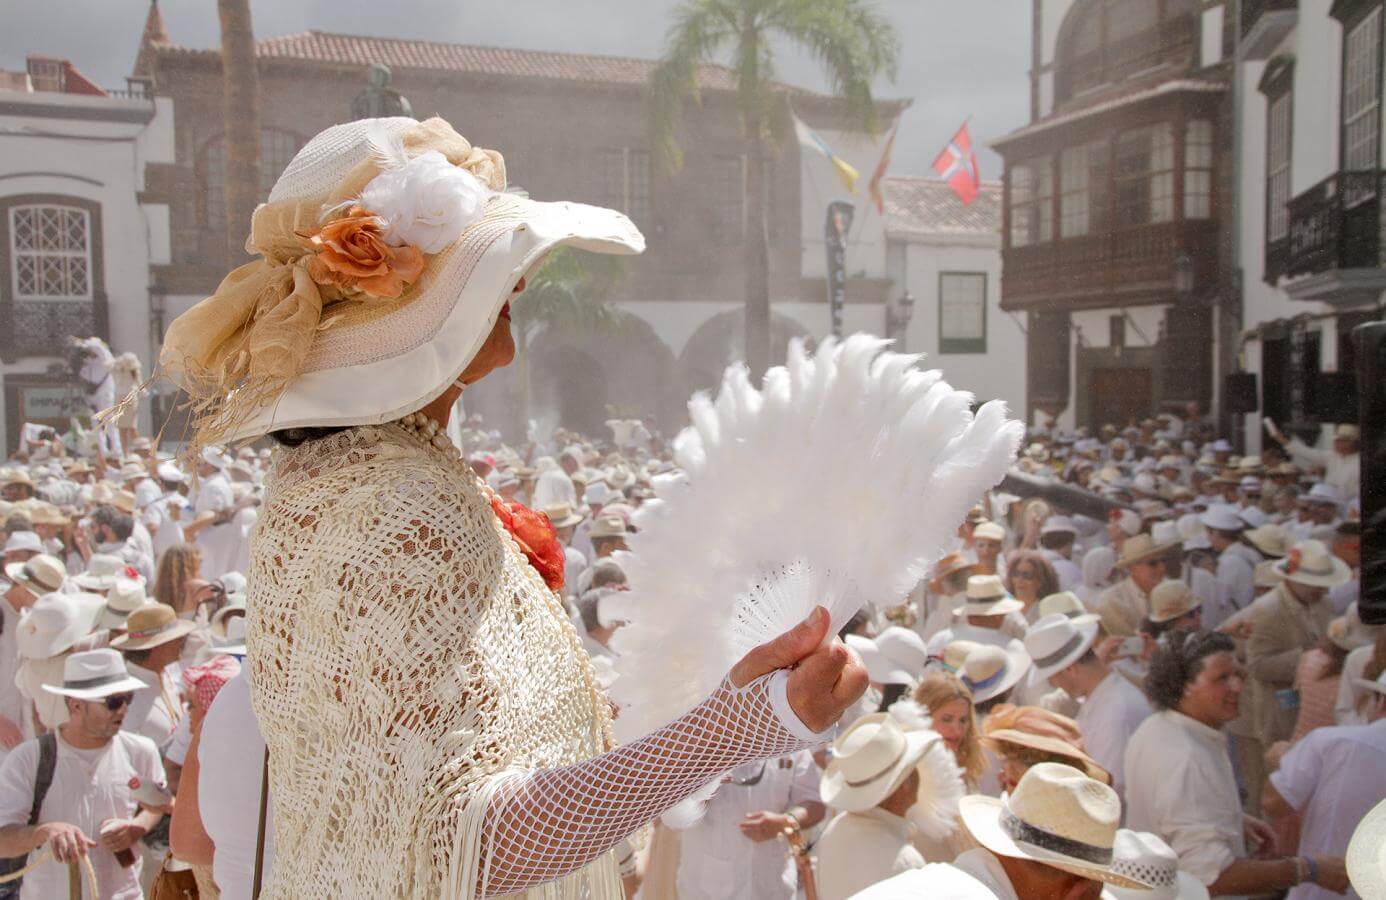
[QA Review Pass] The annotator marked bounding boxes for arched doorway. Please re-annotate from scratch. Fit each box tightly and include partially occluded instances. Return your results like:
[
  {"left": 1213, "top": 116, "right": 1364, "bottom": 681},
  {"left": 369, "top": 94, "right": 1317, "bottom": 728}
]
[{"left": 678, "top": 309, "right": 814, "bottom": 398}]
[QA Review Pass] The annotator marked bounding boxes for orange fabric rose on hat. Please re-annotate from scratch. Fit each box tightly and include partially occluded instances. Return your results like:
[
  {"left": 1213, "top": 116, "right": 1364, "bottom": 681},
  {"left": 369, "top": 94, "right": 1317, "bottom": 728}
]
[{"left": 304, "top": 206, "right": 425, "bottom": 299}]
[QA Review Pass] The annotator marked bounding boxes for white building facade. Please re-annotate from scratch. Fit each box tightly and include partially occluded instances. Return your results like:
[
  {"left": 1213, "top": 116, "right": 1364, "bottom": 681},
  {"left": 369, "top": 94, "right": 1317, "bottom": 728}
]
[
  {"left": 1234, "top": 0, "right": 1384, "bottom": 455},
  {"left": 0, "top": 56, "right": 173, "bottom": 453}
]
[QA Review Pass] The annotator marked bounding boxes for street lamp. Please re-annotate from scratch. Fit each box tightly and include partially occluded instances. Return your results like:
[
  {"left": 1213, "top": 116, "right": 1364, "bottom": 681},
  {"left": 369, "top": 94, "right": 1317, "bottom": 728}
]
[{"left": 889, "top": 290, "right": 915, "bottom": 348}]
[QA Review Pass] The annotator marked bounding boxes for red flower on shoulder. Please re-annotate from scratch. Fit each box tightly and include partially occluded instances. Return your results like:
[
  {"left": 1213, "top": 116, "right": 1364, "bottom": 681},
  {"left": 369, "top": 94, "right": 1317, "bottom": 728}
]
[{"left": 489, "top": 495, "right": 565, "bottom": 592}]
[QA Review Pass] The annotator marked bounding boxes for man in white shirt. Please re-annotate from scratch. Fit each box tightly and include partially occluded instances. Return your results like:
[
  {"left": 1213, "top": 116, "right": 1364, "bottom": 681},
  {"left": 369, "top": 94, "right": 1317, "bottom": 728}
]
[
  {"left": 0, "top": 649, "right": 166, "bottom": 900},
  {"left": 532, "top": 450, "right": 580, "bottom": 510},
  {"left": 1201, "top": 506, "right": 1257, "bottom": 629},
  {"left": 0, "top": 556, "right": 66, "bottom": 754},
  {"left": 1268, "top": 422, "right": 1359, "bottom": 501},
  {"left": 89, "top": 505, "right": 154, "bottom": 586},
  {"left": 1024, "top": 614, "right": 1150, "bottom": 798},
  {"left": 185, "top": 448, "right": 238, "bottom": 580},
  {"left": 146, "top": 463, "right": 190, "bottom": 562},
  {"left": 1038, "top": 517, "right": 1083, "bottom": 593},
  {"left": 671, "top": 750, "right": 824, "bottom": 900},
  {"left": 1124, "top": 631, "right": 1347, "bottom": 898},
  {"left": 813, "top": 714, "right": 927, "bottom": 899},
  {"left": 1264, "top": 671, "right": 1386, "bottom": 900}
]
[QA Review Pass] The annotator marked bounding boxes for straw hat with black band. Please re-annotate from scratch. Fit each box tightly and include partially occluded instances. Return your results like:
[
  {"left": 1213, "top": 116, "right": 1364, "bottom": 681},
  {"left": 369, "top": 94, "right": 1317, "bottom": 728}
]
[
  {"left": 821, "top": 713, "right": 936, "bottom": 813},
  {"left": 1024, "top": 613, "right": 1100, "bottom": 681},
  {"left": 109, "top": 603, "right": 196, "bottom": 651},
  {"left": 41, "top": 648, "right": 146, "bottom": 701},
  {"left": 959, "top": 574, "right": 1024, "bottom": 618},
  {"left": 1112, "top": 534, "right": 1176, "bottom": 571},
  {"left": 4, "top": 553, "right": 66, "bottom": 595}
]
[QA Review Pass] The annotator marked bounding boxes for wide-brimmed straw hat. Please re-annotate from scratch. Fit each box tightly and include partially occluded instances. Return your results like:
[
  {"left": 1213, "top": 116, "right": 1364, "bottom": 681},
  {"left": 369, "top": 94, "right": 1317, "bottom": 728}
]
[
  {"left": 4, "top": 553, "right": 66, "bottom": 594},
  {"left": 152, "top": 116, "right": 644, "bottom": 450},
  {"left": 1103, "top": 830, "right": 1210, "bottom": 899},
  {"left": 1348, "top": 797, "right": 1386, "bottom": 899},
  {"left": 1148, "top": 580, "right": 1202, "bottom": 624},
  {"left": 960, "top": 641, "right": 1031, "bottom": 703},
  {"left": 960, "top": 574, "right": 1024, "bottom": 617},
  {"left": 1244, "top": 524, "right": 1289, "bottom": 559},
  {"left": 845, "top": 634, "right": 909, "bottom": 685},
  {"left": 1024, "top": 614, "right": 1100, "bottom": 680},
  {"left": 589, "top": 515, "right": 629, "bottom": 540},
  {"left": 973, "top": 521, "right": 1006, "bottom": 542},
  {"left": 73, "top": 554, "right": 132, "bottom": 591},
  {"left": 959, "top": 763, "right": 1149, "bottom": 889},
  {"left": 540, "top": 503, "right": 584, "bottom": 529},
  {"left": 99, "top": 576, "right": 148, "bottom": 631},
  {"left": 1274, "top": 540, "right": 1351, "bottom": 588},
  {"left": 109, "top": 603, "right": 196, "bottom": 651},
  {"left": 1037, "top": 591, "right": 1099, "bottom": 625},
  {"left": 929, "top": 551, "right": 978, "bottom": 592},
  {"left": 17, "top": 592, "right": 105, "bottom": 660},
  {"left": 821, "top": 712, "right": 936, "bottom": 812},
  {"left": 212, "top": 616, "right": 248, "bottom": 657},
  {"left": 981, "top": 728, "right": 1109, "bottom": 784},
  {"left": 1112, "top": 534, "right": 1175, "bottom": 571},
  {"left": 41, "top": 648, "right": 146, "bottom": 701}
]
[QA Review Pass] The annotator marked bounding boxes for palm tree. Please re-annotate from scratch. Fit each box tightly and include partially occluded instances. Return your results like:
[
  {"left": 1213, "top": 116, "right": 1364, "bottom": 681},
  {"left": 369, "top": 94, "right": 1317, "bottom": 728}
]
[
  {"left": 510, "top": 248, "right": 628, "bottom": 429},
  {"left": 217, "top": 0, "right": 260, "bottom": 265},
  {"left": 648, "top": 0, "right": 898, "bottom": 375}
]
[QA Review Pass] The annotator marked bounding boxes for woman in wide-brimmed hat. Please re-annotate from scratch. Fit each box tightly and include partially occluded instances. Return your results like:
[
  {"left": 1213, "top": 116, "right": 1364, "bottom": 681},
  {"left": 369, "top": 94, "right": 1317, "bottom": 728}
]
[{"left": 148, "top": 116, "right": 865, "bottom": 899}]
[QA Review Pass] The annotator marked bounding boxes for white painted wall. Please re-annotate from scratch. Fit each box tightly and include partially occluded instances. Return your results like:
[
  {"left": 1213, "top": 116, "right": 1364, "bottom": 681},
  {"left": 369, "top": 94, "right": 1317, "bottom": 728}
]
[
  {"left": 1291, "top": 2, "right": 1343, "bottom": 194},
  {"left": 897, "top": 239, "right": 1026, "bottom": 414},
  {"left": 1202, "top": 6, "right": 1226, "bottom": 67},
  {"left": 799, "top": 126, "right": 892, "bottom": 284},
  {"left": 0, "top": 89, "right": 169, "bottom": 448}
]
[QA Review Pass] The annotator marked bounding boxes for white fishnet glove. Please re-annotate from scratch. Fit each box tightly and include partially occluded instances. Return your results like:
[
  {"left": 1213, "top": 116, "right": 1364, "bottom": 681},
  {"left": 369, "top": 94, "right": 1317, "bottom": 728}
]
[{"left": 477, "top": 669, "right": 824, "bottom": 895}]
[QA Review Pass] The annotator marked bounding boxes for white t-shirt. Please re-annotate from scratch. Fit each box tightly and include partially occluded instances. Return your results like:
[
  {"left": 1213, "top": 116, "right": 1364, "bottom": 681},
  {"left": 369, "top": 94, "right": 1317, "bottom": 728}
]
[
  {"left": 1270, "top": 720, "right": 1386, "bottom": 900},
  {"left": 198, "top": 671, "right": 274, "bottom": 900},
  {"left": 0, "top": 730, "right": 164, "bottom": 900},
  {"left": 814, "top": 807, "right": 925, "bottom": 900}
]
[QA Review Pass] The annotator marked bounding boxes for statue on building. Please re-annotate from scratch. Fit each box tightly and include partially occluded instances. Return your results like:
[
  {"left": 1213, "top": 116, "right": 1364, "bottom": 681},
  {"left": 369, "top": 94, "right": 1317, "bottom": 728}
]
[{"left": 350, "top": 63, "right": 413, "bottom": 119}]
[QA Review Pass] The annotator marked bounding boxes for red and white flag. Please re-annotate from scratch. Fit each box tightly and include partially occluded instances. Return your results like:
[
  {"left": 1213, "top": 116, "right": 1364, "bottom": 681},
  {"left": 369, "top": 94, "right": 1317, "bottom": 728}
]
[{"left": 932, "top": 121, "right": 980, "bottom": 206}]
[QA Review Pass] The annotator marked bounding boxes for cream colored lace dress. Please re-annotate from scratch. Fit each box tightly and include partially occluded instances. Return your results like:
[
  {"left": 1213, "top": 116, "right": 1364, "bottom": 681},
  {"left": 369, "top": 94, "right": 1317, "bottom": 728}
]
[{"left": 247, "top": 425, "right": 819, "bottom": 899}]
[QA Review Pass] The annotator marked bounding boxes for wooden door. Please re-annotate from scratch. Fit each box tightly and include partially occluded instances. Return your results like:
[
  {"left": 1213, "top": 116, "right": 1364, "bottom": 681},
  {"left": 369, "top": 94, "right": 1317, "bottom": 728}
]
[{"left": 1089, "top": 367, "right": 1153, "bottom": 430}]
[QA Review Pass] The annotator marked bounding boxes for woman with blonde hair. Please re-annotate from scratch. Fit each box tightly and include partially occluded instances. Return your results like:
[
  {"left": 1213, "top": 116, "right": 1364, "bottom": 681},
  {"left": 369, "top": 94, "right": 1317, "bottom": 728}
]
[
  {"left": 909, "top": 670, "right": 985, "bottom": 862},
  {"left": 153, "top": 543, "right": 201, "bottom": 616}
]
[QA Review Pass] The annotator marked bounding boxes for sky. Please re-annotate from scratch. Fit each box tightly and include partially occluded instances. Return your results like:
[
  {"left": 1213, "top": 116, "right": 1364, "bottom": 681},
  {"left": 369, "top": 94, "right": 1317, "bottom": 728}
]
[{"left": 3, "top": 0, "right": 1032, "bottom": 179}]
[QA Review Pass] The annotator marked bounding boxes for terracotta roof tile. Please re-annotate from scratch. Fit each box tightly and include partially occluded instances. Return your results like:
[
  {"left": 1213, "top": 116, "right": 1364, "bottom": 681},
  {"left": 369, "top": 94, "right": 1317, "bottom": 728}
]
[
  {"left": 164, "top": 30, "right": 819, "bottom": 97},
  {"left": 882, "top": 176, "right": 1001, "bottom": 240}
]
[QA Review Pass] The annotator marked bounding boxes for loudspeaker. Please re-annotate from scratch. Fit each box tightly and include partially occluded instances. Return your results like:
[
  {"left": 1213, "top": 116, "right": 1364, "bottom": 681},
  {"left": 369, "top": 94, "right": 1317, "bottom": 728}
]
[
  {"left": 1224, "top": 372, "right": 1258, "bottom": 415},
  {"left": 1310, "top": 371, "right": 1358, "bottom": 423},
  {"left": 1357, "top": 322, "right": 1385, "bottom": 625}
]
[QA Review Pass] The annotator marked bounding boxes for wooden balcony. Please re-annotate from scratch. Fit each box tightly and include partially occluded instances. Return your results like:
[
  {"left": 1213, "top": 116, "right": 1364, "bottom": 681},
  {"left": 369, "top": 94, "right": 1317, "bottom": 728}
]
[
  {"left": 1001, "top": 220, "right": 1220, "bottom": 313},
  {"left": 1284, "top": 170, "right": 1386, "bottom": 305},
  {"left": 0, "top": 297, "right": 108, "bottom": 362},
  {"left": 1242, "top": 0, "right": 1298, "bottom": 60},
  {"left": 1062, "top": 17, "right": 1197, "bottom": 103}
]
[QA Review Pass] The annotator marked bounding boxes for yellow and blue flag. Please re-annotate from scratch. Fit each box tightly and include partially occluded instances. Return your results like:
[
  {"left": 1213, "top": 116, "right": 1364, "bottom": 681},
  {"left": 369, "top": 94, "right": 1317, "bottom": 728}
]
[{"left": 793, "top": 112, "right": 860, "bottom": 195}]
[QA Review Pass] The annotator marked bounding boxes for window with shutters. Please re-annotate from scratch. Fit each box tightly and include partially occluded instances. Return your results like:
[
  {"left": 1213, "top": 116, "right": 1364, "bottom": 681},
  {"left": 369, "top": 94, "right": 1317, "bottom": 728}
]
[
  {"left": 1184, "top": 120, "right": 1214, "bottom": 220},
  {"left": 1341, "top": 7, "right": 1381, "bottom": 178},
  {"left": 10, "top": 205, "right": 91, "bottom": 301},
  {"left": 1009, "top": 157, "right": 1053, "bottom": 247}
]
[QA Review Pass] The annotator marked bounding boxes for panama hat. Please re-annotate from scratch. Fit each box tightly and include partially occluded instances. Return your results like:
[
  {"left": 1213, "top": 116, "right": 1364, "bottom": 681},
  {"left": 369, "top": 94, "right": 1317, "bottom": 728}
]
[
  {"left": 1037, "top": 592, "right": 1099, "bottom": 625},
  {"left": 929, "top": 551, "right": 978, "bottom": 592},
  {"left": 845, "top": 634, "right": 909, "bottom": 685},
  {"left": 1147, "top": 581, "right": 1202, "bottom": 624},
  {"left": 1103, "top": 830, "right": 1210, "bottom": 899},
  {"left": 540, "top": 502, "right": 584, "bottom": 529},
  {"left": 589, "top": 515, "right": 629, "bottom": 540},
  {"left": 821, "top": 713, "right": 936, "bottom": 812},
  {"left": 960, "top": 641, "right": 1031, "bottom": 703},
  {"left": 973, "top": 521, "right": 1006, "bottom": 543},
  {"left": 3, "top": 531, "right": 42, "bottom": 557},
  {"left": 156, "top": 117, "right": 644, "bottom": 450},
  {"left": 941, "top": 639, "right": 982, "bottom": 672},
  {"left": 1348, "top": 797, "right": 1386, "bottom": 900},
  {"left": 1243, "top": 524, "right": 1288, "bottom": 558},
  {"left": 1253, "top": 559, "right": 1285, "bottom": 589},
  {"left": 41, "top": 648, "right": 146, "bottom": 701},
  {"left": 1274, "top": 540, "right": 1351, "bottom": 588},
  {"left": 109, "top": 603, "right": 196, "bottom": 651},
  {"left": 212, "top": 616, "right": 248, "bottom": 657},
  {"left": 1199, "top": 505, "right": 1245, "bottom": 533},
  {"left": 99, "top": 576, "right": 148, "bottom": 630},
  {"left": 874, "top": 627, "right": 930, "bottom": 682},
  {"left": 959, "top": 763, "right": 1149, "bottom": 889},
  {"left": 981, "top": 728, "right": 1110, "bottom": 784},
  {"left": 17, "top": 592, "right": 105, "bottom": 660},
  {"left": 960, "top": 574, "right": 1024, "bottom": 617},
  {"left": 73, "top": 554, "right": 131, "bottom": 591},
  {"left": 4, "top": 554, "right": 66, "bottom": 594},
  {"left": 1024, "top": 614, "right": 1100, "bottom": 680},
  {"left": 1112, "top": 534, "right": 1175, "bottom": 571},
  {"left": 1328, "top": 603, "right": 1380, "bottom": 653}
]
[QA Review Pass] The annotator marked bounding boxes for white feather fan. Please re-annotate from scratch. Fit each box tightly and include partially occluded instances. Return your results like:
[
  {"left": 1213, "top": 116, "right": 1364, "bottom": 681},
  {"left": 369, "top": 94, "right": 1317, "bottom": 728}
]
[
  {"left": 606, "top": 334, "right": 1022, "bottom": 743},
  {"left": 888, "top": 699, "right": 965, "bottom": 841}
]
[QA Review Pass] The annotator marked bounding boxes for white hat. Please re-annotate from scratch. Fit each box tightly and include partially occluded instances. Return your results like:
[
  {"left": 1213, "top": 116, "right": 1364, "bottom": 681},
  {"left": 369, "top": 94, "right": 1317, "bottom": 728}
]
[
  {"left": 1024, "top": 614, "right": 1100, "bottom": 680},
  {"left": 821, "top": 713, "right": 936, "bottom": 812},
  {"left": 201, "top": 446, "right": 233, "bottom": 470},
  {"left": 1210, "top": 439, "right": 1232, "bottom": 452},
  {"left": 1348, "top": 797, "right": 1386, "bottom": 899},
  {"left": 1199, "top": 505, "right": 1245, "bottom": 533},
  {"left": 960, "top": 574, "right": 1024, "bottom": 617},
  {"left": 583, "top": 482, "right": 618, "bottom": 507},
  {"left": 4, "top": 554, "right": 66, "bottom": 594},
  {"left": 1355, "top": 668, "right": 1386, "bottom": 699},
  {"left": 99, "top": 576, "right": 148, "bottom": 630},
  {"left": 41, "top": 648, "right": 146, "bottom": 700},
  {"left": 156, "top": 461, "right": 186, "bottom": 483},
  {"left": 1148, "top": 581, "right": 1202, "bottom": 624},
  {"left": 1328, "top": 603, "right": 1381, "bottom": 653},
  {"left": 540, "top": 502, "right": 585, "bottom": 529},
  {"left": 845, "top": 634, "right": 911, "bottom": 685},
  {"left": 1037, "top": 591, "right": 1099, "bottom": 625},
  {"left": 73, "top": 554, "right": 132, "bottom": 591},
  {"left": 1243, "top": 524, "right": 1289, "bottom": 559},
  {"left": 212, "top": 616, "right": 247, "bottom": 657},
  {"left": 1274, "top": 540, "right": 1351, "bottom": 588},
  {"left": 960, "top": 640, "right": 1031, "bottom": 703},
  {"left": 958, "top": 763, "right": 1148, "bottom": 889},
  {"left": 134, "top": 480, "right": 161, "bottom": 510},
  {"left": 973, "top": 521, "right": 1006, "bottom": 542},
  {"left": 589, "top": 515, "right": 629, "bottom": 540},
  {"left": 1305, "top": 482, "right": 1342, "bottom": 507},
  {"left": 874, "top": 627, "right": 930, "bottom": 683},
  {"left": 17, "top": 592, "right": 105, "bottom": 660},
  {"left": 1110, "top": 509, "right": 1142, "bottom": 537},
  {"left": 1103, "top": 830, "right": 1210, "bottom": 899},
  {"left": 1041, "top": 516, "right": 1077, "bottom": 537},
  {"left": 2, "top": 531, "right": 42, "bottom": 555}
]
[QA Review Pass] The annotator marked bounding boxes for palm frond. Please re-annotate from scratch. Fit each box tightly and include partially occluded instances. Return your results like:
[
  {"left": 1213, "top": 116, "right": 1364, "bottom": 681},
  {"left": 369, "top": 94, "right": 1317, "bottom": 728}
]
[
  {"left": 511, "top": 247, "right": 629, "bottom": 340},
  {"left": 647, "top": 0, "right": 738, "bottom": 174},
  {"left": 769, "top": 0, "right": 900, "bottom": 134}
]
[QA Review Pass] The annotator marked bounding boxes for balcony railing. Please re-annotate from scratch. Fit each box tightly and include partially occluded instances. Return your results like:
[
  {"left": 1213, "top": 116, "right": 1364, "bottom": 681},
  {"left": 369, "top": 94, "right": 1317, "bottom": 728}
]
[
  {"left": 1286, "top": 171, "right": 1381, "bottom": 277},
  {"left": 1241, "top": 0, "right": 1299, "bottom": 59},
  {"left": 1, "top": 298, "right": 107, "bottom": 360},
  {"left": 1002, "top": 220, "right": 1220, "bottom": 311}
]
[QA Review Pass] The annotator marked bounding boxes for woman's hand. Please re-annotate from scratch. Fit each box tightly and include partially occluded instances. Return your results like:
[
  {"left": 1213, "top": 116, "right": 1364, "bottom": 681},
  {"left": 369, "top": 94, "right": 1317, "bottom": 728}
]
[{"left": 729, "top": 607, "right": 868, "bottom": 734}]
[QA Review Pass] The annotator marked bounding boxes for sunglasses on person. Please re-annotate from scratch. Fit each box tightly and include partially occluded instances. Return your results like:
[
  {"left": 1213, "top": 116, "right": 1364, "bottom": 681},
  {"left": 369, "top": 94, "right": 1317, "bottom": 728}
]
[
  {"left": 1012, "top": 568, "right": 1039, "bottom": 581},
  {"left": 97, "top": 693, "right": 134, "bottom": 712}
]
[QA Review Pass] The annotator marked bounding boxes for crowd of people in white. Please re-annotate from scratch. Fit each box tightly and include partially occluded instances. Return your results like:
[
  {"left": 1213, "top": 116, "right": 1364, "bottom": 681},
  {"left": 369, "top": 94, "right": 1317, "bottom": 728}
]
[{"left": 0, "top": 375, "right": 1378, "bottom": 899}]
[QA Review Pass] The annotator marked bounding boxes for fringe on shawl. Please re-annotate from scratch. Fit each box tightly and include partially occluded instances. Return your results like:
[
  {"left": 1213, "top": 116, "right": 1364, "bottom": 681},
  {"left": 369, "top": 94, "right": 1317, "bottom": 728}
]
[{"left": 446, "top": 771, "right": 624, "bottom": 900}]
